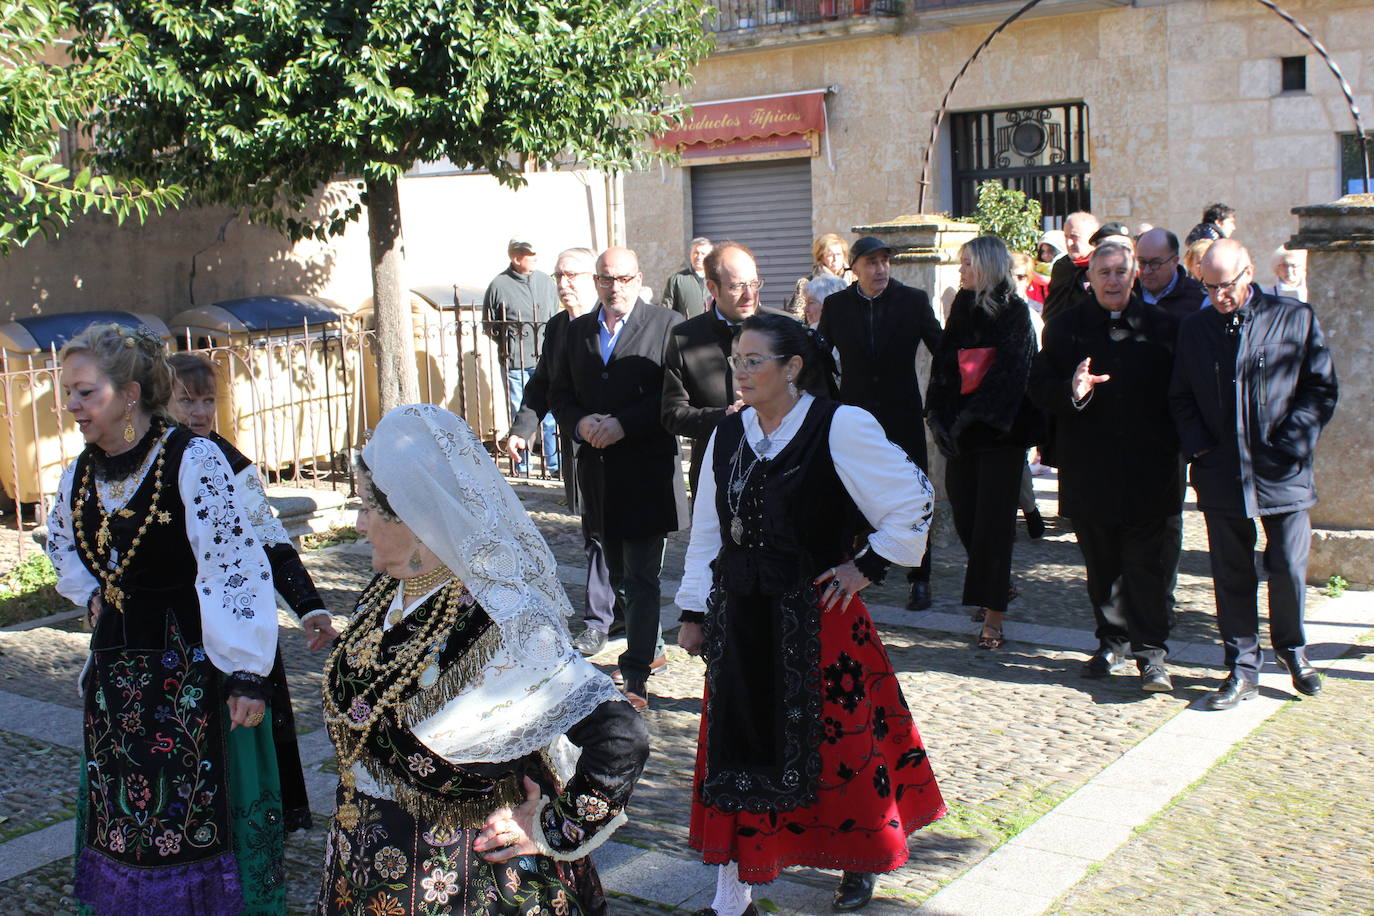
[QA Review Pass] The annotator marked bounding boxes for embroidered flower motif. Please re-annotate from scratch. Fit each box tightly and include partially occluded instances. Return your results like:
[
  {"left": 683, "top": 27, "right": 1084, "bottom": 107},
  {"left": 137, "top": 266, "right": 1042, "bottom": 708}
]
[
  {"left": 333, "top": 876, "right": 355, "bottom": 909},
  {"left": 366, "top": 892, "right": 406, "bottom": 916},
  {"left": 192, "top": 825, "right": 213, "bottom": 844},
  {"left": 191, "top": 648, "right": 207, "bottom": 663},
  {"left": 349, "top": 697, "right": 372, "bottom": 723},
  {"left": 422, "top": 867, "right": 459, "bottom": 904},
  {"left": 574, "top": 793, "right": 610, "bottom": 821},
  {"left": 873, "top": 764, "right": 891, "bottom": 799},
  {"left": 373, "top": 846, "right": 408, "bottom": 880},
  {"left": 335, "top": 832, "right": 352, "bottom": 862},
  {"left": 178, "top": 686, "right": 203, "bottom": 710},
  {"left": 503, "top": 867, "right": 521, "bottom": 895},
  {"left": 155, "top": 830, "right": 182, "bottom": 856},
  {"left": 850, "top": 617, "right": 872, "bottom": 646},
  {"left": 127, "top": 773, "right": 152, "bottom": 810},
  {"left": 821, "top": 716, "right": 845, "bottom": 745},
  {"left": 824, "top": 652, "right": 867, "bottom": 712},
  {"left": 551, "top": 890, "right": 571, "bottom": 915},
  {"left": 106, "top": 829, "right": 126, "bottom": 853},
  {"left": 118, "top": 709, "right": 143, "bottom": 734},
  {"left": 560, "top": 818, "right": 586, "bottom": 845},
  {"left": 421, "top": 824, "right": 461, "bottom": 847},
  {"left": 873, "top": 705, "right": 890, "bottom": 741},
  {"left": 405, "top": 753, "right": 436, "bottom": 777},
  {"left": 160, "top": 649, "right": 180, "bottom": 669}
]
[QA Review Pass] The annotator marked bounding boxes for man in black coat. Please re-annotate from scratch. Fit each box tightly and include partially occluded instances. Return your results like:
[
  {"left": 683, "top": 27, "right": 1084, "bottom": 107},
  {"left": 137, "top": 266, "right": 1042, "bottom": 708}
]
[
  {"left": 550, "top": 246, "right": 689, "bottom": 709},
  {"left": 1134, "top": 228, "right": 1206, "bottom": 321},
  {"left": 818, "top": 235, "right": 943, "bottom": 610},
  {"left": 661, "top": 242, "right": 759, "bottom": 495},
  {"left": 1170, "top": 239, "right": 1338, "bottom": 710},
  {"left": 1030, "top": 240, "right": 1183, "bottom": 691}
]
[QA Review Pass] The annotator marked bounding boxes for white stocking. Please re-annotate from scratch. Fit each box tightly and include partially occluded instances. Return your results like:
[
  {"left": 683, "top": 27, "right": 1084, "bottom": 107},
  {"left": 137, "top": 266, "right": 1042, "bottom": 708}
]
[{"left": 710, "top": 862, "right": 756, "bottom": 916}]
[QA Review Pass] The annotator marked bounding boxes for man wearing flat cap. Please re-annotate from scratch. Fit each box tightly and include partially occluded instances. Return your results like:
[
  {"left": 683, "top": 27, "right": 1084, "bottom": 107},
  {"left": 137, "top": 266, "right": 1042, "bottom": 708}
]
[
  {"left": 484, "top": 238, "right": 560, "bottom": 475},
  {"left": 818, "top": 236, "right": 944, "bottom": 610}
]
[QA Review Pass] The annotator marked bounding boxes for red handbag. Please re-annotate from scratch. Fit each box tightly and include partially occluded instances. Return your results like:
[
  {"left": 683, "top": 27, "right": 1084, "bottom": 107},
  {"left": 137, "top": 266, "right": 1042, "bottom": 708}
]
[{"left": 958, "top": 347, "right": 996, "bottom": 394}]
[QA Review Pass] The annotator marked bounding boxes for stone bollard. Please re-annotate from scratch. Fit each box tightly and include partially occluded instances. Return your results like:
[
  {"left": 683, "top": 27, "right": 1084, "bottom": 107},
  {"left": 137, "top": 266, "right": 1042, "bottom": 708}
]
[
  {"left": 1289, "top": 193, "right": 1374, "bottom": 587},
  {"left": 849, "top": 214, "right": 979, "bottom": 548}
]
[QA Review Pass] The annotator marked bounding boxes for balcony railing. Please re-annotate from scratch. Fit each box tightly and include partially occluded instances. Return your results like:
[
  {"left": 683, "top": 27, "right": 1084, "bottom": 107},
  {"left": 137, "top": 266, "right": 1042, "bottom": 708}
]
[{"left": 710, "top": 0, "right": 902, "bottom": 35}]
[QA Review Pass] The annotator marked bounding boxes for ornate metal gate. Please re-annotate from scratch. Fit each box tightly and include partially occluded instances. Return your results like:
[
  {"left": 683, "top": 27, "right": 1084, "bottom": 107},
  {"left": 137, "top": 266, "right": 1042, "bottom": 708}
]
[{"left": 949, "top": 102, "right": 1090, "bottom": 228}]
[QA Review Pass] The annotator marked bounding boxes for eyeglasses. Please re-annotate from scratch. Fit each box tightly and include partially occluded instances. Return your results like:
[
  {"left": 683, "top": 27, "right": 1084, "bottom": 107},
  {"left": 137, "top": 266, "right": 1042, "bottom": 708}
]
[
  {"left": 1138, "top": 255, "right": 1178, "bottom": 271},
  {"left": 594, "top": 273, "right": 639, "bottom": 287},
  {"left": 724, "top": 279, "right": 764, "bottom": 295},
  {"left": 1200, "top": 266, "right": 1250, "bottom": 295},
  {"left": 727, "top": 354, "right": 787, "bottom": 373},
  {"left": 553, "top": 270, "right": 591, "bottom": 282}
]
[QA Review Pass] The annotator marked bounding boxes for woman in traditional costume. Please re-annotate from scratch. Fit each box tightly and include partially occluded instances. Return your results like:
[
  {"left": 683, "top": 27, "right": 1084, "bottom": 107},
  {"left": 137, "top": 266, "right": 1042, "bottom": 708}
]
[
  {"left": 318, "top": 404, "right": 648, "bottom": 916},
  {"left": 168, "top": 352, "right": 339, "bottom": 831},
  {"left": 676, "top": 313, "right": 946, "bottom": 914},
  {"left": 46, "top": 324, "right": 287, "bottom": 915}
]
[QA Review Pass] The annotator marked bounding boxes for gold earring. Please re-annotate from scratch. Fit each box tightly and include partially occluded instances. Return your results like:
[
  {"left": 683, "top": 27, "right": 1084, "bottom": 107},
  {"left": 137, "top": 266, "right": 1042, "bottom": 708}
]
[
  {"left": 408, "top": 544, "right": 423, "bottom": 572},
  {"left": 123, "top": 403, "right": 136, "bottom": 443}
]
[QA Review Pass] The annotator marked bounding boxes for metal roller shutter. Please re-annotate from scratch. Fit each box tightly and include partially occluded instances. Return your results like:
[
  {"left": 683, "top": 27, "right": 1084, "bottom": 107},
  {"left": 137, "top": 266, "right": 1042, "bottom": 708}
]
[{"left": 690, "top": 159, "right": 814, "bottom": 315}]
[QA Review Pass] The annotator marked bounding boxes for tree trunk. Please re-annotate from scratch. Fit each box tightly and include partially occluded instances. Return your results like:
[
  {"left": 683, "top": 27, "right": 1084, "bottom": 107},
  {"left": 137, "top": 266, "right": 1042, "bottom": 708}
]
[{"left": 365, "top": 175, "right": 419, "bottom": 412}]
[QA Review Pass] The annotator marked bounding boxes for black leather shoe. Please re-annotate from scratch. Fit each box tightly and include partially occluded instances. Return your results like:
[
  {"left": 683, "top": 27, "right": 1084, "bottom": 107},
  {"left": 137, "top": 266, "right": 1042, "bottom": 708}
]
[
  {"left": 833, "top": 871, "right": 876, "bottom": 911},
  {"left": 1140, "top": 664, "right": 1173, "bottom": 692},
  {"left": 571, "top": 627, "right": 607, "bottom": 656},
  {"left": 1025, "top": 509, "right": 1046, "bottom": 539},
  {"left": 1203, "top": 676, "right": 1258, "bottom": 711},
  {"left": 1276, "top": 649, "right": 1322, "bottom": 696},
  {"left": 906, "top": 581, "right": 932, "bottom": 611},
  {"left": 691, "top": 906, "right": 759, "bottom": 916},
  {"left": 1082, "top": 649, "right": 1129, "bottom": 678}
]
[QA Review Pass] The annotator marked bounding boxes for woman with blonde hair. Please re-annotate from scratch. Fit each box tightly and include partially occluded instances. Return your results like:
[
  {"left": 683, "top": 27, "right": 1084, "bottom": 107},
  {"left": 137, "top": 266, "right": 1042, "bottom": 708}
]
[
  {"left": 1183, "top": 238, "right": 1215, "bottom": 282},
  {"left": 926, "top": 237, "right": 1041, "bottom": 649},
  {"left": 47, "top": 324, "right": 286, "bottom": 915},
  {"left": 788, "top": 233, "right": 854, "bottom": 319}
]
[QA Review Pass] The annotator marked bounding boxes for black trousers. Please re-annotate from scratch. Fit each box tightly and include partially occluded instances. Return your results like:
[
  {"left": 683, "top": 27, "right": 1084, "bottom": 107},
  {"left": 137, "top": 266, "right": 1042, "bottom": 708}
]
[
  {"left": 1071, "top": 515, "right": 1181, "bottom": 665},
  {"left": 946, "top": 446, "right": 1023, "bottom": 613},
  {"left": 1203, "top": 509, "right": 1310, "bottom": 682},
  {"left": 603, "top": 534, "right": 665, "bottom": 684}
]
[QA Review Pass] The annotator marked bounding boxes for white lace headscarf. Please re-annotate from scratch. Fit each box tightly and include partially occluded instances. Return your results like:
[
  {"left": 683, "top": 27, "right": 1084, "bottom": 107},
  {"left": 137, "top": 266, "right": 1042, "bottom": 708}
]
[{"left": 362, "top": 404, "right": 623, "bottom": 765}]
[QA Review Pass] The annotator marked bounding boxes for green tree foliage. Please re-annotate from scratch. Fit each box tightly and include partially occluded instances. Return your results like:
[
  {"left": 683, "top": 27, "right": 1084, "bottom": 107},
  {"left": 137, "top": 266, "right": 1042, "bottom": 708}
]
[
  {"left": 0, "top": 1, "right": 184, "bottom": 253},
  {"left": 70, "top": 0, "right": 712, "bottom": 406},
  {"left": 970, "top": 180, "right": 1043, "bottom": 255}
]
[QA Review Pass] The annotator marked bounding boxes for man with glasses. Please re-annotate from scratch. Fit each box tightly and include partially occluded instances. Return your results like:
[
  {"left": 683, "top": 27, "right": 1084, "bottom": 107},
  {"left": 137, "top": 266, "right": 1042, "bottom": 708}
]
[
  {"left": 1030, "top": 240, "right": 1183, "bottom": 692},
  {"left": 819, "top": 236, "right": 943, "bottom": 610},
  {"left": 1134, "top": 228, "right": 1206, "bottom": 321},
  {"left": 662, "top": 242, "right": 760, "bottom": 495},
  {"left": 550, "top": 246, "right": 688, "bottom": 709},
  {"left": 1169, "top": 239, "right": 1338, "bottom": 710},
  {"left": 483, "top": 238, "right": 560, "bottom": 475},
  {"left": 660, "top": 236, "right": 714, "bottom": 319}
]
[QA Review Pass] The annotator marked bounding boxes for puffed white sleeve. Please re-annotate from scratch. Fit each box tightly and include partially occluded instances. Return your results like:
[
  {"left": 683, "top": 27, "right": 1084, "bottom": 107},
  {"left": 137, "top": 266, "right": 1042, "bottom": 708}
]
[
  {"left": 831, "top": 405, "right": 934, "bottom": 569},
  {"left": 179, "top": 437, "right": 278, "bottom": 679},
  {"left": 45, "top": 462, "right": 100, "bottom": 608},
  {"left": 234, "top": 462, "right": 292, "bottom": 547},
  {"left": 673, "top": 431, "right": 722, "bottom": 615}
]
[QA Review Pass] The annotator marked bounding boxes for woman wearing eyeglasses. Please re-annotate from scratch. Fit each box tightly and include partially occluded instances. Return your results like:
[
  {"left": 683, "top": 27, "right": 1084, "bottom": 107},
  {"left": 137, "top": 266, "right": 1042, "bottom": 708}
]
[
  {"left": 926, "top": 236, "right": 1041, "bottom": 650},
  {"left": 676, "top": 313, "right": 945, "bottom": 914}
]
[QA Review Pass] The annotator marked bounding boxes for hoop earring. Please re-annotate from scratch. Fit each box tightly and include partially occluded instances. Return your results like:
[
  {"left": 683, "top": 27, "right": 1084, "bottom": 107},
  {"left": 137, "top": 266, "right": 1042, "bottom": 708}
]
[{"left": 123, "top": 403, "right": 136, "bottom": 443}]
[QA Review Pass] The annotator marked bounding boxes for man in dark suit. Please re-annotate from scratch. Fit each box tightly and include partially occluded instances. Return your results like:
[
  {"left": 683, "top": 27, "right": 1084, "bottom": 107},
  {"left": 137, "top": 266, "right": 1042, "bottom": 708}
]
[
  {"left": 661, "top": 241, "right": 759, "bottom": 495},
  {"left": 659, "top": 237, "right": 713, "bottom": 319},
  {"left": 550, "top": 246, "right": 688, "bottom": 710},
  {"left": 1029, "top": 240, "right": 1183, "bottom": 692},
  {"left": 1134, "top": 228, "right": 1206, "bottom": 321},
  {"left": 818, "top": 235, "right": 943, "bottom": 610},
  {"left": 1170, "top": 239, "right": 1338, "bottom": 710},
  {"left": 503, "top": 247, "right": 622, "bottom": 653}
]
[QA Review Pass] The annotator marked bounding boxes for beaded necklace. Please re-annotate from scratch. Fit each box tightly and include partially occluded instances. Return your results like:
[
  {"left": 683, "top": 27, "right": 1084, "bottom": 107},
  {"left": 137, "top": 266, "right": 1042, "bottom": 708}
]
[
  {"left": 71, "top": 445, "right": 171, "bottom": 613},
  {"left": 323, "top": 574, "right": 467, "bottom": 830}
]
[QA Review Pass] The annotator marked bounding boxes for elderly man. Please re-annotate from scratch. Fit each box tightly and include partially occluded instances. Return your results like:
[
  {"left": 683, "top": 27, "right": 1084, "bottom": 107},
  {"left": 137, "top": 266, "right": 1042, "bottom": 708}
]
[
  {"left": 1185, "top": 203, "right": 1237, "bottom": 245},
  {"left": 1042, "top": 212, "right": 1100, "bottom": 322},
  {"left": 661, "top": 237, "right": 714, "bottom": 319},
  {"left": 661, "top": 241, "right": 759, "bottom": 495},
  {"left": 1134, "top": 228, "right": 1206, "bottom": 321},
  {"left": 504, "top": 248, "right": 622, "bottom": 651},
  {"left": 483, "top": 238, "right": 560, "bottom": 475},
  {"left": 1170, "top": 239, "right": 1338, "bottom": 710},
  {"left": 819, "top": 235, "right": 943, "bottom": 610},
  {"left": 1263, "top": 246, "right": 1308, "bottom": 301},
  {"left": 1030, "top": 240, "right": 1184, "bottom": 691},
  {"left": 550, "top": 246, "right": 688, "bottom": 710}
]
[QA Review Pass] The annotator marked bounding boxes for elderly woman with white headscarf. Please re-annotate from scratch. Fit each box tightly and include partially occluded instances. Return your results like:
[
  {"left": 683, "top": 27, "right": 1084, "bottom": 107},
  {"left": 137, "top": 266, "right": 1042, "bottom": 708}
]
[{"left": 318, "top": 405, "right": 648, "bottom": 916}]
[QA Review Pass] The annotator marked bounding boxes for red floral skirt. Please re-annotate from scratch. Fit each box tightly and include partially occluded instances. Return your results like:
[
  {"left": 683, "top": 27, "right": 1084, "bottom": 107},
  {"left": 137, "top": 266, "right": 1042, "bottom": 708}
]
[{"left": 689, "top": 595, "right": 946, "bottom": 884}]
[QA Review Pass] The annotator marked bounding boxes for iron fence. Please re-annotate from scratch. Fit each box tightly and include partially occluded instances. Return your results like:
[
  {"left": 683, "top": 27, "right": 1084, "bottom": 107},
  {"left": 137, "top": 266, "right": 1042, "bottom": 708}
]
[
  {"left": 710, "top": 0, "right": 901, "bottom": 34},
  {"left": 0, "top": 308, "right": 563, "bottom": 560}
]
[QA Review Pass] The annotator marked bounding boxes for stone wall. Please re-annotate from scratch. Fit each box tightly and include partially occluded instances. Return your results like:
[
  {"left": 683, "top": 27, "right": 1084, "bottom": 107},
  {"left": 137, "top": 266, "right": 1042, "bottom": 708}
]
[{"left": 625, "top": 0, "right": 1372, "bottom": 290}]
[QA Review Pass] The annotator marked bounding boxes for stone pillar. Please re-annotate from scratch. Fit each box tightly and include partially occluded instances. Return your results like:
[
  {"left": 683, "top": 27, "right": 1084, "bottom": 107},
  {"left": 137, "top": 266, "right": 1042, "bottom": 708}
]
[
  {"left": 849, "top": 214, "right": 980, "bottom": 542},
  {"left": 1289, "top": 193, "right": 1374, "bottom": 586}
]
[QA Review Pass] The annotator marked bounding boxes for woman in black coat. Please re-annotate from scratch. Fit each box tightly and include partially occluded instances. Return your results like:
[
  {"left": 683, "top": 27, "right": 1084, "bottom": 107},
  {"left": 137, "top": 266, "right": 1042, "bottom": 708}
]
[{"left": 926, "top": 236, "right": 1040, "bottom": 649}]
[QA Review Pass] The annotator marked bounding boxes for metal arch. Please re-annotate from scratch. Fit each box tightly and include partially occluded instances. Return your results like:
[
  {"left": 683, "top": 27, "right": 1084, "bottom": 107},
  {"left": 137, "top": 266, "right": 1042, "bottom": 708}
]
[{"left": 915, "top": 0, "right": 1372, "bottom": 213}]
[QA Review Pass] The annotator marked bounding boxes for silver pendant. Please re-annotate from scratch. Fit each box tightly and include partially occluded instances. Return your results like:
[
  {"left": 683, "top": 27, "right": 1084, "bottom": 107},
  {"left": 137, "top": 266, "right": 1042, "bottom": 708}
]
[
  {"left": 730, "top": 515, "right": 744, "bottom": 544},
  {"left": 757, "top": 435, "right": 771, "bottom": 456}
]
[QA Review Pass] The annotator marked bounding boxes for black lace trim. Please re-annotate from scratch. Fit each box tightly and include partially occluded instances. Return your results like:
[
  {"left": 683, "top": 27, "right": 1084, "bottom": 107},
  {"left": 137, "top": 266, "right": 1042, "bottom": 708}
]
[
  {"left": 86, "top": 415, "right": 169, "bottom": 482},
  {"left": 852, "top": 546, "right": 891, "bottom": 585},
  {"left": 227, "top": 670, "right": 272, "bottom": 702}
]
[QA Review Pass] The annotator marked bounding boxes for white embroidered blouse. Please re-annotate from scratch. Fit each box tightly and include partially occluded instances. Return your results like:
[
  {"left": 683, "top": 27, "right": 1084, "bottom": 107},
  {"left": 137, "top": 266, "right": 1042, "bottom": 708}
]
[{"left": 46, "top": 432, "right": 279, "bottom": 677}]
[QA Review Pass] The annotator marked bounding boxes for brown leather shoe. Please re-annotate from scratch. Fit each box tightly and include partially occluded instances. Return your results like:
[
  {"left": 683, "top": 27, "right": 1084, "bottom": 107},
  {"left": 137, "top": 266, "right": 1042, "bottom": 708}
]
[
  {"left": 622, "top": 678, "right": 650, "bottom": 711},
  {"left": 611, "top": 655, "right": 667, "bottom": 687}
]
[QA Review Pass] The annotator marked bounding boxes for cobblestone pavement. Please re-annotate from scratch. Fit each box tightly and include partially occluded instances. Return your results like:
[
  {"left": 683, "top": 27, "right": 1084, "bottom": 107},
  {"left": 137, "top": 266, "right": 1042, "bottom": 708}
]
[{"left": 1, "top": 477, "right": 1370, "bottom": 915}]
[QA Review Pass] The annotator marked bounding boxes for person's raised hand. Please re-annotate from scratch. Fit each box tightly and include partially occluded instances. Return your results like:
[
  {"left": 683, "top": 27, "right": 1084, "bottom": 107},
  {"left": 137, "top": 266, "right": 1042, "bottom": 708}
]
[{"left": 1072, "top": 356, "right": 1110, "bottom": 402}]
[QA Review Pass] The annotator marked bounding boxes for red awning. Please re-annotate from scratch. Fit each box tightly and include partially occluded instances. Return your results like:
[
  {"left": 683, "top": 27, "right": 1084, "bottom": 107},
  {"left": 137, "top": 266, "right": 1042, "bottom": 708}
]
[{"left": 656, "top": 90, "right": 828, "bottom": 151}]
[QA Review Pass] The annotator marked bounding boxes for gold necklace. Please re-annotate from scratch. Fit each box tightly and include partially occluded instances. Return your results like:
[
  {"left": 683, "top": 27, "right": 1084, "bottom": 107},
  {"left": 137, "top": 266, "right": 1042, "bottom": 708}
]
[
  {"left": 401, "top": 564, "right": 454, "bottom": 597},
  {"left": 72, "top": 449, "right": 172, "bottom": 613},
  {"left": 322, "top": 576, "right": 465, "bottom": 830}
]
